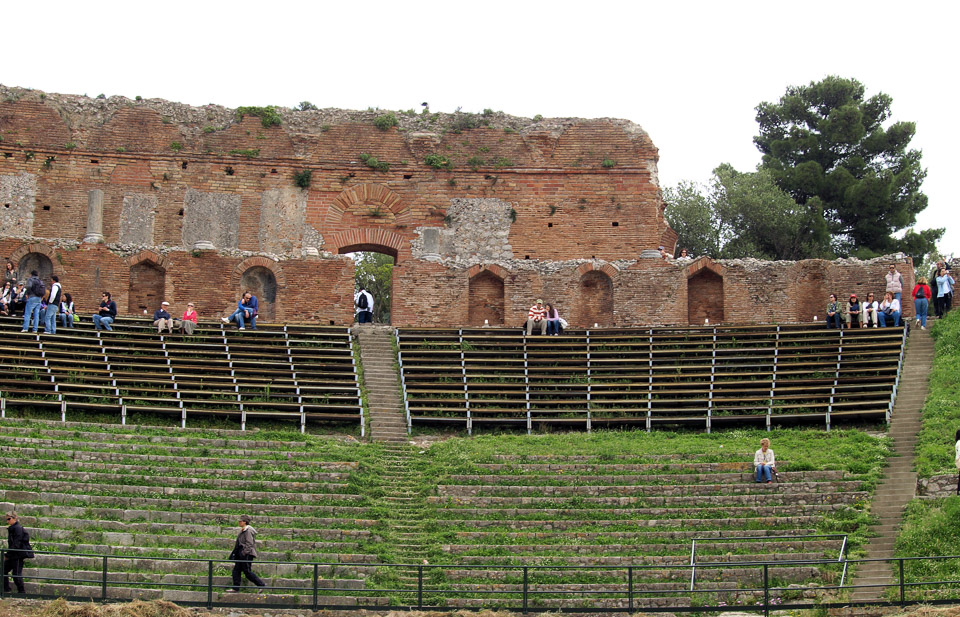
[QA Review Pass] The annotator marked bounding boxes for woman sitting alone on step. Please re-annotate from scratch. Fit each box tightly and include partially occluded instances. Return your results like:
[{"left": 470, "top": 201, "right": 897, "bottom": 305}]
[{"left": 754, "top": 438, "right": 776, "bottom": 483}]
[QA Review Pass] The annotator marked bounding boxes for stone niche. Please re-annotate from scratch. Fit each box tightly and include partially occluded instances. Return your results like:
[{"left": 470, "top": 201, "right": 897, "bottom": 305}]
[
  {"left": 181, "top": 189, "right": 240, "bottom": 250},
  {"left": 259, "top": 188, "right": 306, "bottom": 255},
  {"left": 0, "top": 173, "right": 37, "bottom": 238},
  {"left": 119, "top": 193, "right": 157, "bottom": 245}
]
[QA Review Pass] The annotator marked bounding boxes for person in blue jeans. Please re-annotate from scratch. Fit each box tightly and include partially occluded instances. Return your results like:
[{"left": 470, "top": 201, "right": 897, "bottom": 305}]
[
  {"left": 912, "top": 277, "right": 932, "bottom": 330},
  {"left": 825, "top": 294, "right": 843, "bottom": 328},
  {"left": 20, "top": 270, "right": 44, "bottom": 333},
  {"left": 222, "top": 291, "right": 258, "bottom": 330},
  {"left": 754, "top": 438, "right": 776, "bottom": 483},
  {"left": 92, "top": 291, "right": 117, "bottom": 331},
  {"left": 878, "top": 292, "right": 901, "bottom": 327}
]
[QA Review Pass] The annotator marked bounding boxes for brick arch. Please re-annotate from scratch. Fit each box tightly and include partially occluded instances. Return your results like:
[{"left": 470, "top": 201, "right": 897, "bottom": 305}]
[
  {"left": 9, "top": 243, "right": 58, "bottom": 269},
  {"left": 575, "top": 261, "right": 619, "bottom": 278},
  {"left": 327, "top": 229, "right": 406, "bottom": 261},
  {"left": 9, "top": 243, "right": 59, "bottom": 281},
  {"left": 467, "top": 264, "right": 510, "bottom": 279},
  {"left": 325, "top": 183, "right": 413, "bottom": 227},
  {"left": 231, "top": 256, "right": 287, "bottom": 288},
  {"left": 125, "top": 250, "right": 169, "bottom": 271},
  {"left": 683, "top": 257, "right": 724, "bottom": 279}
]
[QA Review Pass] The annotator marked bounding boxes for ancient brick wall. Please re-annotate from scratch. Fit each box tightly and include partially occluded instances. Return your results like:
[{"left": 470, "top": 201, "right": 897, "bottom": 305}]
[{"left": 0, "top": 87, "right": 913, "bottom": 327}]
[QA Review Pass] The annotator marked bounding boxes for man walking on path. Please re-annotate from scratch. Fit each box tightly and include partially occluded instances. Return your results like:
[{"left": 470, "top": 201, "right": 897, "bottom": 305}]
[{"left": 3, "top": 512, "right": 30, "bottom": 595}]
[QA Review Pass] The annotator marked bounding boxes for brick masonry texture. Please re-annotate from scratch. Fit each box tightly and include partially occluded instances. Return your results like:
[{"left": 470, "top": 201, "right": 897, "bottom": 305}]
[{"left": 0, "top": 86, "right": 914, "bottom": 326}]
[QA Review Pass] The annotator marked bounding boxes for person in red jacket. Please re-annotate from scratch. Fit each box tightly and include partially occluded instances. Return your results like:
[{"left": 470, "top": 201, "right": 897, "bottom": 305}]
[{"left": 913, "top": 277, "right": 932, "bottom": 330}]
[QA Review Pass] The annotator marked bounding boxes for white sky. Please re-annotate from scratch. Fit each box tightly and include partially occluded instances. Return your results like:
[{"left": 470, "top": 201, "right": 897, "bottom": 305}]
[{"left": 4, "top": 1, "right": 956, "bottom": 254}]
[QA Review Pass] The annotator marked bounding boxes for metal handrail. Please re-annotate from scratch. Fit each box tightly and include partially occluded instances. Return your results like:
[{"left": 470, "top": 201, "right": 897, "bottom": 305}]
[{"left": 2, "top": 548, "right": 959, "bottom": 612}]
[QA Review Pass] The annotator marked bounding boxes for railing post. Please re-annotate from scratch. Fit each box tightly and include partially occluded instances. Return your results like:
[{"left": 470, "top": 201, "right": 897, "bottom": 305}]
[
  {"left": 763, "top": 564, "right": 769, "bottom": 617},
  {"left": 628, "top": 566, "right": 633, "bottom": 613},
  {"left": 207, "top": 560, "right": 214, "bottom": 609},
  {"left": 0, "top": 549, "right": 5, "bottom": 598},
  {"left": 522, "top": 566, "right": 529, "bottom": 614},
  {"left": 101, "top": 555, "right": 108, "bottom": 601},
  {"left": 418, "top": 565, "right": 423, "bottom": 610},
  {"left": 899, "top": 558, "right": 905, "bottom": 607},
  {"left": 313, "top": 563, "right": 319, "bottom": 610}
]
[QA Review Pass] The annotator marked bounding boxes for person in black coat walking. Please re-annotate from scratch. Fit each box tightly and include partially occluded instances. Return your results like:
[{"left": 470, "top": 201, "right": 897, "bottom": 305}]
[
  {"left": 3, "top": 512, "right": 29, "bottom": 594},
  {"left": 228, "top": 514, "right": 265, "bottom": 592}
]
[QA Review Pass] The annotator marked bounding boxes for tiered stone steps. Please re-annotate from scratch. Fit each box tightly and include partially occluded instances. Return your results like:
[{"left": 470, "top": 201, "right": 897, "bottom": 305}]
[
  {"left": 428, "top": 453, "right": 861, "bottom": 609},
  {"left": 851, "top": 327, "right": 934, "bottom": 602},
  {"left": 355, "top": 326, "right": 407, "bottom": 442},
  {"left": 0, "top": 420, "right": 383, "bottom": 605}
]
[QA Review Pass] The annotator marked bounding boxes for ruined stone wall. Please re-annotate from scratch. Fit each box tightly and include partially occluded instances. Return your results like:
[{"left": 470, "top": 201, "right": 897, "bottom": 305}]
[{"left": 0, "top": 86, "right": 912, "bottom": 327}]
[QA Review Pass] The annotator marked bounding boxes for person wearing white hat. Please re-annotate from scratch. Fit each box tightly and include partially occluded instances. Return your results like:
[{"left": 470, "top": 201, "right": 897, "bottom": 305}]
[{"left": 153, "top": 301, "right": 174, "bottom": 334}]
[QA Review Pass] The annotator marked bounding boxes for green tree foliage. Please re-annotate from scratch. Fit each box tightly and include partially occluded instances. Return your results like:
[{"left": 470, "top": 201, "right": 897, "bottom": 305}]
[
  {"left": 664, "top": 164, "right": 829, "bottom": 260},
  {"left": 754, "top": 76, "right": 942, "bottom": 257},
  {"left": 354, "top": 252, "right": 393, "bottom": 324}
]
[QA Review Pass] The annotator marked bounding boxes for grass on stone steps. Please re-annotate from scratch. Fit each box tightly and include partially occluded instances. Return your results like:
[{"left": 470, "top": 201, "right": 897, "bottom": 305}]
[{"left": 915, "top": 310, "right": 960, "bottom": 478}]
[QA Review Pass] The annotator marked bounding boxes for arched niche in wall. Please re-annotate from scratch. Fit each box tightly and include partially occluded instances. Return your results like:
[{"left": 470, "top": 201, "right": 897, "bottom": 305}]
[
  {"left": 16, "top": 253, "right": 54, "bottom": 284},
  {"left": 128, "top": 261, "right": 166, "bottom": 315},
  {"left": 241, "top": 266, "right": 278, "bottom": 321},
  {"left": 467, "top": 265, "right": 508, "bottom": 326},
  {"left": 685, "top": 258, "right": 725, "bottom": 325},
  {"left": 576, "top": 269, "right": 615, "bottom": 327}
]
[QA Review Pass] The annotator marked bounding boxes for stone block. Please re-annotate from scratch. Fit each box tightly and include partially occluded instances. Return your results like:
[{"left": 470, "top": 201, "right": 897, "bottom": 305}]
[
  {"left": 181, "top": 188, "right": 240, "bottom": 250},
  {"left": 119, "top": 193, "right": 157, "bottom": 245},
  {"left": 0, "top": 173, "right": 36, "bottom": 238},
  {"left": 260, "top": 188, "right": 306, "bottom": 255}
]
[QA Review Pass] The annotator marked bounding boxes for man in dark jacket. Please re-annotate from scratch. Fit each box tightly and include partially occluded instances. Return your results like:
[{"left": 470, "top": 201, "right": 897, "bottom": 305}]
[
  {"left": 20, "top": 270, "right": 44, "bottom": 334},
  {"left": 228, "top": 514, "right": 265, "bottom": 592},
  {"left": 3, "top": 511, "right": 29, "bottom": 594}
]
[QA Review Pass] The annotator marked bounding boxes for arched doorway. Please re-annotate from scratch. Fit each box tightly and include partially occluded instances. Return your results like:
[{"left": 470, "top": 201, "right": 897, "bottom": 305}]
[
  {"left": 577, "top": 271, "right": 614, "bottom": 327},
  {"left": 17, "top": 253, "right": 53, "bottom": 283},
  {"left": 688, "top": 269, "right": 724, "bottom": 325},
  {"left": 468, "top": 270, "right": 505, "bottom": 326},
  {"left": 129, "top": 262, "right": 166, "bottom": 314},
  {"left": 340, "top": 244, "right": 396, "bottom": 325},
  {"left": 241, "top": 266, "right": 278, "bottom": 321}
]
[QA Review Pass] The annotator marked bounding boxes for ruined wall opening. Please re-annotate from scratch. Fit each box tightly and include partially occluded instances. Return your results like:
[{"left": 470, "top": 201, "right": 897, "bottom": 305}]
[
  {"left": 129, "top": 262, "right": 166, "bottom": 314},
  {"left": 687, "top": 269, "right": 724, "bottom": 325},
  {"left": 576, "top": 271, "right": 614, "bottom": 327},
  {"left": 241, "top": 266, "right": 278, "bottom": 321},
  {"left": 795, "top": 266, "right": 827, "bottom": 324},
  {"left": 468, "top": 270, "right": 505, "bottom": 326},
  {"left": 17, "top": 253, "right": 53, "bottom": 283},
  {"left": 341, "top": 244, "right": 396, "bottom": 325}
]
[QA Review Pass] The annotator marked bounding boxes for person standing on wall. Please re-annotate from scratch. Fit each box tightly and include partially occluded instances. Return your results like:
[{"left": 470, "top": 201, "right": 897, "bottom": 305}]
[
  {"left": 43, "top": 275, "right": 62, "bottom": 335},
  {"left": 228, "top": 514, "right": 266, "bottom": 593},
  {"left": 930, "top": 261, "right": 945, "bottom": 318},
  {"left": 20, "top": 270, "right": 44, "bottom": 334},
  {"left": 936, "top": 267, "right": 955, "bottom": 315},
  {"left": 3, "top": 512, "right": 33, "bottom": 595},
  {"left": 885, "top": 264, "right": 904, "bottom": 302},
  {"left": 355, "top": 286, "right": 374, "bottom": 324}
]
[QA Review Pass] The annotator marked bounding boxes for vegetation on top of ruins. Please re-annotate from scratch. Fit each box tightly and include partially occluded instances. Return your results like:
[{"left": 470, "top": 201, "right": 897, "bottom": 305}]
[
  {"left": 235, "top": 105, "right": 282, "bottom": 128},
  {"left": 169, "top": 141, "right": 182, "bottom": 152},
  {"left": 293, "top": 168, "right": 312, "bottom": 189},
  {"left": 601, "top": 158, "right": 616, "bottom": 168},
  {"left": 373, "top": 112, "right": 399, "bottom": 131},
  {"left": 296, "top": 101, "right": 319, "bottom": 111},
  {"left": 359, "top": 152, "right": 390, "bottom": 172}
]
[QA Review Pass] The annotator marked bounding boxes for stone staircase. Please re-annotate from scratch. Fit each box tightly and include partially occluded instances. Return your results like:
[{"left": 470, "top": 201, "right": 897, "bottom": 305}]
[
  {"left": 850, "top": 327, "right": 934, "bottom": 602},
  {"left": 355, "top": 325, "right": 408, "bottom": 443}
]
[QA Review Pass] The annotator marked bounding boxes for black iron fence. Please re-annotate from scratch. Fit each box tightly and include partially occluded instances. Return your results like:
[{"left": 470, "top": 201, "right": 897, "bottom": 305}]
[{"left": 2, "top": 549, "right": 959, "bottom": 613}]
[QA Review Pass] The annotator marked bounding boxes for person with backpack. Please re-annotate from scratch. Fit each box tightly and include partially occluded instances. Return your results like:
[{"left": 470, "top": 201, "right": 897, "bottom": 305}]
[
  {"left": 20, "top": 270, "right": 45, "bottom": 334},
  {"left": 43, "top": 275, "right": 62, "bottom": 334},
  {"left": 3, "top": 511, "right": 33, "bottom": 595},
  {"left": 355, "top": 287, "right": 374, "bottom": 324},
  {"left": 913, "top": 277, "right": 932, "bottom": 330}
]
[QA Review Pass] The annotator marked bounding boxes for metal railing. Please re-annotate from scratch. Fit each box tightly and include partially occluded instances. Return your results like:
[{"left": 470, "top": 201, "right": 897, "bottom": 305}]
[{"left": 3, "top": 549, "right": 960, "bottom": 613}]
